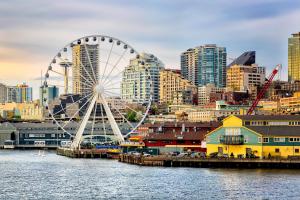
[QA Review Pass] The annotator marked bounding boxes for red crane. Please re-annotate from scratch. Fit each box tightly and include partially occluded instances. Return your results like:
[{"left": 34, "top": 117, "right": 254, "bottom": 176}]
[{"left": 247, "top": 64, "right": 281, "bottom": 115}]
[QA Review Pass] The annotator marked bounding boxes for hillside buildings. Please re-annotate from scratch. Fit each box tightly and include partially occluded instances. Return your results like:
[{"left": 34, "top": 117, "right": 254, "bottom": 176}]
[
  {"left": 198, "top": 83, "right": 225, "bottom": 105},
  {"left": 121, "top": 53, "right": 164, "bottom": 103},
  {"left": 159, "top": 69, "right": 197, "bottom": 105},
  {"left": 7, "top": 83, "right": 32, "bottom": 103},
  {"left": 288, "top": 32, "right": 300, "bottom": 82},
  {"left": 226, "top": 64, "right": 265, "bottom": 91},
  {"left": 72, "top": 44, "right": 99, "bottom": 96}
]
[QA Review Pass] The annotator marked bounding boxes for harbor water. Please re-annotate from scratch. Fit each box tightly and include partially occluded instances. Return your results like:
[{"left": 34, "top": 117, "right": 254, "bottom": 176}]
[{"left": 0, "top": 150, "right": 300, "bottom": 200}]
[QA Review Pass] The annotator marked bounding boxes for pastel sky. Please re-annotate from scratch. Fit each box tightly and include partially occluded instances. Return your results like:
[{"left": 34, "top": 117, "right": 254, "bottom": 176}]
[{"left": 0, "top": 0, "right": 300, "bottom": 99}]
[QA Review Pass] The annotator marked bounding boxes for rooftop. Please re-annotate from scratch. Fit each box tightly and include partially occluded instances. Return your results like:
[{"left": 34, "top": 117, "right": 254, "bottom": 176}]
[
  {"left": 246, "top": 126, "right": 300, "bottom": 136},
  {"left": 236, "top": 115, "right": 300, "bottom": 121}
]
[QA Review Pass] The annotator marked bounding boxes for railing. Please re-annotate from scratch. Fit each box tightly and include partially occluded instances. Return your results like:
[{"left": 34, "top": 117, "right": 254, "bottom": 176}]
[{"left": 220, "top": 135, "right": 244, "bottom": 145}]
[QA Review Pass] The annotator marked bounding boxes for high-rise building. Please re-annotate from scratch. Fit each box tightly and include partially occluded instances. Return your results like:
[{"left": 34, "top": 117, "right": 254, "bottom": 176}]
[
  {"left": 228, "top": 51, "right": 256, "bottom": 67},
  {"left": 0, "top": 83, "right": 7, "bottom": 103},
  {"left": 288, "top": 32, "right": 300, "bottom": 82},
  {"left": 159, "top": 69, "right": 197, "bottom": 104},
  {"left": 39, "top": 86, "right": 59, "bottom": 107},
  {"left": 180, "top": 48, "right": 199, "bottom": 85},
  {"left": 72, "top": 44, "right": 99, "bottom": 96},
  {"left": 226, "top": 64, "right": 266, "bottom": 91},
  {"left": 121, "top": 53, "right": 164, "bottom": 103},
  {"left": 181, "top": 44, "right": 227, "bottom": 87},
  {"left": 7, "top": 83, "right": 32, "bottom": 103}
]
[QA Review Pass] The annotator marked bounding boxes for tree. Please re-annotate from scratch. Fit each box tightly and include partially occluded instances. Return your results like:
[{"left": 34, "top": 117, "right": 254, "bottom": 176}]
[{"left": 126, "top": 111, "right": 137, "bottom": 122}]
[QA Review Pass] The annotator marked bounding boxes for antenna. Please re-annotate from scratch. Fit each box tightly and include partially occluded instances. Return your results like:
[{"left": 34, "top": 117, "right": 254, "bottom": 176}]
[{"left": 40, "top": 70, "right": 43, "bottom": 87}]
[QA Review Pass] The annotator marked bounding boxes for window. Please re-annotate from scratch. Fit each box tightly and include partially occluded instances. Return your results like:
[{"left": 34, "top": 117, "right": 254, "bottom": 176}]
[
  {"left": 275, "top": 148, "right": 280, "bottom": 153},
  {"left": 244, "top": 136, "right": 248, "bottom": 143},
  {"left": 295, "top": 149, "right": 299, "bottom": 153},
  {"left": 274, "top": 137, "right": 285, "bottom": 142},
  {"left": 258, "top": 137, "right": 262, "bottom": 143},
  {"left": 290, "top": 138, "right": 300, "bottom": 142},
  {"left": 263, "top": 137, "right": 269, "bottom": 143}
]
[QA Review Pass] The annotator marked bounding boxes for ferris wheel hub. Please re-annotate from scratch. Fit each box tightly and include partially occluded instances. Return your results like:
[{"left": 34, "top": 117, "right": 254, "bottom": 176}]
[{"left": 94, "top": 84, "right": 105, "bottom": 94}]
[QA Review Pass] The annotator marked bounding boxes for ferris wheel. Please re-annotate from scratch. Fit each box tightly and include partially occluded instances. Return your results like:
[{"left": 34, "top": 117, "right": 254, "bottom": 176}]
[{"left": 43, "top": 35, "right": 152, "bottom": 149}]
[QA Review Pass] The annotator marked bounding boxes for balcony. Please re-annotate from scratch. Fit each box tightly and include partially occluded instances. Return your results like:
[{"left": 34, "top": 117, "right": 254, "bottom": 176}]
[{"left": 220, "top": 135, "right": 244, "bottom": 145}]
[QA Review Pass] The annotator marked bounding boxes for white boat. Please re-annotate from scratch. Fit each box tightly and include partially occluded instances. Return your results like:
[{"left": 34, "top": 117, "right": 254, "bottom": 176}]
[{"left": 3, "top": 140, "right": 15, "bottom": 149}]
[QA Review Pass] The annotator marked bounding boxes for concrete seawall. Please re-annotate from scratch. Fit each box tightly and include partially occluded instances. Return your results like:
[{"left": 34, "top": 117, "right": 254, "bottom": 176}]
[{"left": 119, "top": 154, "right": 300, "bottom": 169}]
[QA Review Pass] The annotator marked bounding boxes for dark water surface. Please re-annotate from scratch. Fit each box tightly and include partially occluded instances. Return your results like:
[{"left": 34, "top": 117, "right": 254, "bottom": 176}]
[{"left": 0, "top": 150, "right": 300, "bottom": 200}]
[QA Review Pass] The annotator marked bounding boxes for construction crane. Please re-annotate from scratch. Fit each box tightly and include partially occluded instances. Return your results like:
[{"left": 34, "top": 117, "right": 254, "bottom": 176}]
[{"left": 247, "top": 64, "right": 282, "bottom": 115}]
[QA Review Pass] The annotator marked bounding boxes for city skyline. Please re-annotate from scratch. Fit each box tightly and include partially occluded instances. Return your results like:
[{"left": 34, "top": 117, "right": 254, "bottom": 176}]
[{"left": 0, "top": 0, "right": 300, "bottom": 88}]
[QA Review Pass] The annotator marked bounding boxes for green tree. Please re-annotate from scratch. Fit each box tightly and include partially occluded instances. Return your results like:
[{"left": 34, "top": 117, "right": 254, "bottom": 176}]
[{"left": 126, "top": 111, "right": 137, "bottom": 122}]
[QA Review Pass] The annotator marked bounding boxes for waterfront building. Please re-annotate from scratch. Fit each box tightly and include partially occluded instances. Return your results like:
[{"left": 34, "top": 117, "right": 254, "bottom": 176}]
[
  {"left": 288, "top": 32, "right": 300, "bottom": 82},
  {"left": 206, "top": 115, "right": 300, "bottom": 158},
  {"left": 0, "top": 83, "right": 7, "bottom": 103},
  {"left": 139, "top": 122, "right": 220, "bottom": 153},
  {"left": 181, "top": 45, "right": 227, "bottom": 87},
  {"left": 0, "top": 121, "right": 132, "bottom": 148},
  {"left": 39, "top": 86, "right": 59, "bottom": 107},
  {"left": 226, "top": 64, "right": 265, "bottom": 92},
  {"left": 198, "top": 84, "right": 225, "bottom": 105},
  {"left": 159, "top": 69, "right": 197, "bottom": 105},
  {"left": 72, "top": 44, "right": 99, "bottom": 96},
  {"left": 7, "top": 83, "right": 32, "bottom": 103},
  {"left": 121, "top": 53, "right": 164, "bottom": 103},
  {"left": 228, "top": 51, "right": 256, "bottom": 67}
]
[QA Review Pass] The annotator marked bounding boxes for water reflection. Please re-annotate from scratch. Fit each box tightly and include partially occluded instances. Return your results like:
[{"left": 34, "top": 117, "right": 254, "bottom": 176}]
[{"left": 0, "top": 150, "right": 299, "bottom": 199}]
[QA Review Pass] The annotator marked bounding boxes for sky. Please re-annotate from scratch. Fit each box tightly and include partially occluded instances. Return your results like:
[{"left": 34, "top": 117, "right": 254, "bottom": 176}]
[{"left": 0, "top": 0, "right": 300, "bottom": 99}]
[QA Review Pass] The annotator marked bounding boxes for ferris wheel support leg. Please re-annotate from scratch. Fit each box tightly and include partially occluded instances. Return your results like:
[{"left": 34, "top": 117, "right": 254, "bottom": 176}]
[
  {"left": 71, "top": 94, "right": 98, "bottom": 150},
  {"left": 99, "top": 94, "right": 124, "bottom": 143}
]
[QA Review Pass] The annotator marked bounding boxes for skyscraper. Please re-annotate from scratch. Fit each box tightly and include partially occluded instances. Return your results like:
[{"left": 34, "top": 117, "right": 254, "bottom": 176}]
[
  {"left": 228, "top": 51, "right": 256, "bottom": 67},
  {"left": 288, "top": 32, "right": 300, "bottom": 82},
  {"left": 181, "top": 44, "right": 227, "bottom": 87},
  {"left": 180, "top": 48, "right": 199, "bottom": 85},
  {"left": 39, "top": 86, "right": 59, "bottom": 107},
  {"left": 198, "top": 44, "right": 227, "bottom": 87},
  {"left": 0, "top": 83, "right": 7, "bottom": 103},
  {"left": 72, "top": 44, "right": 99, "bottom": 96},
  {"left": 121, "top": 53, "right": 164, "bottom": 103}
]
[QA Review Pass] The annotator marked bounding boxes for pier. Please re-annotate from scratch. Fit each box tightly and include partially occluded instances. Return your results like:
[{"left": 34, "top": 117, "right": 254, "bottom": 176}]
[
  {"left": 119, "top": 154, "right": 300, "bottom": 169},
  {"left": 57, "top": 147, "right": 120, "bottom": 159}
]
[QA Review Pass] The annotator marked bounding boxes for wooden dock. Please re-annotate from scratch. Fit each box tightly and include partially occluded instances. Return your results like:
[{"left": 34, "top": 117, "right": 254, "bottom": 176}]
[
  {"left": 119, "top": 154, "right": 300, "bottom": 169},
  {"left": 57, "top": 147, "right": 120, "bottom": 159}
]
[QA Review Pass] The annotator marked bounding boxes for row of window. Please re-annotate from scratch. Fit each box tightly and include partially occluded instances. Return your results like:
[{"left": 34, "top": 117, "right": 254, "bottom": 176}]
[
  {"left": 259, "top": 137, "right": 300, "bottom": 143},
  {"left": 244, "top": 121, "right": 300, "bottom": 126}
]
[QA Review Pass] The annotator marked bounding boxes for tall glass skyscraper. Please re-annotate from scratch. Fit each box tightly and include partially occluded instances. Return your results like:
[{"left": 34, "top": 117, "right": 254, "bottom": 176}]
[
  {"left": 181, "top": 44, "right": 226, "bottom": 87},
  {"left": 288, "top": 32, "right": 300, "bottom": 82}
]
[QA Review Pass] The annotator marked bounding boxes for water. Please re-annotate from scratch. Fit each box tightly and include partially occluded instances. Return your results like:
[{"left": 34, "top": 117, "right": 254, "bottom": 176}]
[{"left": 0, "top": 150, "right": 300, "bottom": 200}]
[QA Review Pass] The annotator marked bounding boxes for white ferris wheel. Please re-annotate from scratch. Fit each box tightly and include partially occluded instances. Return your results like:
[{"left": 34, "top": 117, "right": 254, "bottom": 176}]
[{"left": 42, "top": 35, "right": 152, "bottom": 149}]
